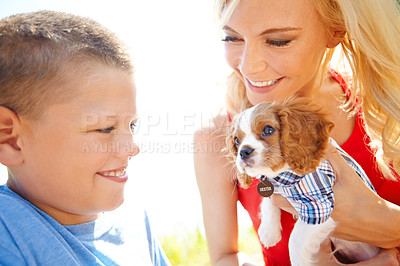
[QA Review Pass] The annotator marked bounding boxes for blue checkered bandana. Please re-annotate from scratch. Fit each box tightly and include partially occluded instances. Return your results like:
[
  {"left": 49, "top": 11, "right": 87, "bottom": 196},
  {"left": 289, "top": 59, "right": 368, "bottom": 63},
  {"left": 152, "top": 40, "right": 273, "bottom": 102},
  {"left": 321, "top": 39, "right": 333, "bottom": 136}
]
[{"left": 261, "top": 138, "right": 375, "bottom": 225}]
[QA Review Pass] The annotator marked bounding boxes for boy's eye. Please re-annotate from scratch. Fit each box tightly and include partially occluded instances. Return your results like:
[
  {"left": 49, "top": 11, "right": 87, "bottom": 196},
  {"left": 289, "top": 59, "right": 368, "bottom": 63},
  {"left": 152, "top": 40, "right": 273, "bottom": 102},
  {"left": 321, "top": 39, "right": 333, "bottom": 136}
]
[
  {"left": 96, "top": 126, "right": 116, "bottom": 134},
  {"left": 130, "top": 122, "right": 138, "bottom": 134},
  {"left": 267, "top": 39, "right": 291, "bottom": 47},
  {"left": 222, "top": 35, "right": 241, "bottom": 43}
]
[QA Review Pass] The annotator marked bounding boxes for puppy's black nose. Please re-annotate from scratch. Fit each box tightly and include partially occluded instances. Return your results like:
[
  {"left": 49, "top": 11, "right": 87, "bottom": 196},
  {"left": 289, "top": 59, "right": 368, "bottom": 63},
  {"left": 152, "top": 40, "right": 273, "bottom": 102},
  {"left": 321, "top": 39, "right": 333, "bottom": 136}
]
[{"left": 239, "top": 147, "right": 254, "bottom": 160}]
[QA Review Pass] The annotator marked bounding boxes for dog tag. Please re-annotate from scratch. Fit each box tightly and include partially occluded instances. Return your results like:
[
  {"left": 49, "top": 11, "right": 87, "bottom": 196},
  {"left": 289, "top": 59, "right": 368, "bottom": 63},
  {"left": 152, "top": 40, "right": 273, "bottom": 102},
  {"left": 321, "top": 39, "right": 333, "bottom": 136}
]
[{"left": 257, "top": 177, "right": 274, "bottom": 197}]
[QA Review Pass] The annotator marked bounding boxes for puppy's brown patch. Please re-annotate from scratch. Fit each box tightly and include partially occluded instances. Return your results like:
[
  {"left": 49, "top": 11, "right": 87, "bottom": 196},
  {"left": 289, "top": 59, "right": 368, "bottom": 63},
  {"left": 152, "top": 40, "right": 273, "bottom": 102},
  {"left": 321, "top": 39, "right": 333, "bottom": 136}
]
[{"left": 251, "top": 104, "right": 287, "bottom": 172}]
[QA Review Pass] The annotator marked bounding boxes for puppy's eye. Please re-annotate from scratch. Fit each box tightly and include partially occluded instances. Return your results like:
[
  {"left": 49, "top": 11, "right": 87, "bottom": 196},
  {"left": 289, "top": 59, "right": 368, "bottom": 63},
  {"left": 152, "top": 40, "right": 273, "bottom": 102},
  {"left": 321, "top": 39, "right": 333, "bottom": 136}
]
[
  {"left": 261, "top": 125, "right": 276, "bottom": 137},
  {"left": 234, "top": 136, "right": 240, "bottom": 147}
]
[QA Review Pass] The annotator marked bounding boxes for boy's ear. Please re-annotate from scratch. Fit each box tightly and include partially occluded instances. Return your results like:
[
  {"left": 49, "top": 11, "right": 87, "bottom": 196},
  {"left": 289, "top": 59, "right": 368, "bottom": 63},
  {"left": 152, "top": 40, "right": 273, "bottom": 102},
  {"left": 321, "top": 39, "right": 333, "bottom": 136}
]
[
  {"left": 0, "top": 106, "right": 23, "bottom": 166},
  {"left": 327, "top": 30, "right": 346, "bottom": 48}
]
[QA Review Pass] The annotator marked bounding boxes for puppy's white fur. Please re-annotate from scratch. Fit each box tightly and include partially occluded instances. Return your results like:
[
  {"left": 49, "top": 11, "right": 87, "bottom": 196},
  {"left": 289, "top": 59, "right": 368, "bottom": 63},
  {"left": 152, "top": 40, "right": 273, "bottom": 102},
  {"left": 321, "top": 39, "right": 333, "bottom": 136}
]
[
  {"left": 236, "top": 109, "right": 290, "bottom": 177},
  {"left": 228, "top": 101, "right": 380, "bottom": 265}
]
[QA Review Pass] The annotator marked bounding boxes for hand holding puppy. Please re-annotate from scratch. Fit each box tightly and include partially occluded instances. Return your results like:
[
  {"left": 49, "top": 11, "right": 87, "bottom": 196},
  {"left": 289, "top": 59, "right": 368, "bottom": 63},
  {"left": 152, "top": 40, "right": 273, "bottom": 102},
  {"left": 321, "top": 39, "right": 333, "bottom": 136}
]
[
  {"left": 271, "top": 143, "right": 400, "bottom": 263},
  {"left": 227, "top": 98, "right": 380, "bottom": 265},
  {"left": 326, "top": 143, "right": 400, "bottom": 248}
]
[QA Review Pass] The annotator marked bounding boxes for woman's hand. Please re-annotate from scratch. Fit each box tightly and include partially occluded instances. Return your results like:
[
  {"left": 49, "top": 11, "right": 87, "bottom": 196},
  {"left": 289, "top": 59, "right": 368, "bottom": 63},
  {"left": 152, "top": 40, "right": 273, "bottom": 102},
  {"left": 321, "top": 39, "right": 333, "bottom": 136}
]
[
  {"left": 270, "top": 193, "right": 400, "bottom": 265},
  {"left": 314, "top": 238, "right": 400, "bottom": 265},
  {"left": 271, "top": 142, "right": 400, "bottom": 266},
  {"left": 272, "top": 143, "right": 400, "bottom": 248},
  {"left": 325, "top": 143, "right": 400, "bottom": 248},
  {"left": 270, "top": 194, "right": 297, "bottom": 218}
]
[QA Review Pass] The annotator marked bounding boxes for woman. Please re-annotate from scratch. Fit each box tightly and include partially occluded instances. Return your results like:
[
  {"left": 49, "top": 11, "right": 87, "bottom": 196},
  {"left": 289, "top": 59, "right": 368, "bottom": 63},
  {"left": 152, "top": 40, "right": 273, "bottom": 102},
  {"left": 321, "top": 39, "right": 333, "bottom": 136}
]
[{"left": 194, "top": 0, "right": 400, "bottom": 265}]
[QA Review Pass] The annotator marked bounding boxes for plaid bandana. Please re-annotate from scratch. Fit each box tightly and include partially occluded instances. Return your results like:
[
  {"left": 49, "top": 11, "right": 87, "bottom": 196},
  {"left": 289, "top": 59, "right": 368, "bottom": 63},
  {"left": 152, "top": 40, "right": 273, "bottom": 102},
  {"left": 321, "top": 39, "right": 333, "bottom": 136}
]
[{"left": 264, "top": 138, "right": 375, "bottom": 224}]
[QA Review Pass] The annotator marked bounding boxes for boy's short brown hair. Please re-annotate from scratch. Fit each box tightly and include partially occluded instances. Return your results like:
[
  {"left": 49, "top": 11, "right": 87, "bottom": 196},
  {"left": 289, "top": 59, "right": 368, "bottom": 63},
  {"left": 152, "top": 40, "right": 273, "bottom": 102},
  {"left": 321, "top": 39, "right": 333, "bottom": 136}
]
[{"left": 0, "top": 10, "right": 133, "bottom": 119}]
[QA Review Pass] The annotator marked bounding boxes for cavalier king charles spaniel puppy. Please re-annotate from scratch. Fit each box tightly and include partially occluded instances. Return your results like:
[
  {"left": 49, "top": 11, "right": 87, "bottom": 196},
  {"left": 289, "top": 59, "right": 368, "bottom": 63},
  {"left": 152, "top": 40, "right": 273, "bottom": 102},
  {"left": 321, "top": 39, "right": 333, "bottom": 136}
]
[{"left": 226, "top": 98, "right": 380, "bottom": 265}]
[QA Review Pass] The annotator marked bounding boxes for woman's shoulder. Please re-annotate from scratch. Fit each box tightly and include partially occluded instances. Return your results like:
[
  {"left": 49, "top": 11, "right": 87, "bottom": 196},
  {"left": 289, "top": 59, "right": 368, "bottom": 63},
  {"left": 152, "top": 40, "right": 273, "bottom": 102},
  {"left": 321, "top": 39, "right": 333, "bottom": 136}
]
[
  {"left": 193, "top": 107, "right": 231, "bottom": 145},
  {"left": 193, "top": 107, "right": 233, "bottom": 172},
  {"left": 319, "top": 70, "right": 356, "bottom": 145}
]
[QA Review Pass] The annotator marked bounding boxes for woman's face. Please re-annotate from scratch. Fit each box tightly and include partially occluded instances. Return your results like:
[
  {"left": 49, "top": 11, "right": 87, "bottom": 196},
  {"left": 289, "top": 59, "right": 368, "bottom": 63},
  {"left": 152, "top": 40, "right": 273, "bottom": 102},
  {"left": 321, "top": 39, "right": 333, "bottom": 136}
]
[{"left": 223, "top": 0, "right": 336, "bottom": 104}]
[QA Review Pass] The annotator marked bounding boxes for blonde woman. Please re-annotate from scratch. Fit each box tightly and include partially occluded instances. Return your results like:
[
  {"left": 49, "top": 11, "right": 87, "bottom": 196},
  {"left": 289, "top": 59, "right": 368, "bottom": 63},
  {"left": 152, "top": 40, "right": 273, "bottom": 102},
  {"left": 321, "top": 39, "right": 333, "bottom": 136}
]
[{"left": 194, "top": 0, "right": 400, "bottom": 265}]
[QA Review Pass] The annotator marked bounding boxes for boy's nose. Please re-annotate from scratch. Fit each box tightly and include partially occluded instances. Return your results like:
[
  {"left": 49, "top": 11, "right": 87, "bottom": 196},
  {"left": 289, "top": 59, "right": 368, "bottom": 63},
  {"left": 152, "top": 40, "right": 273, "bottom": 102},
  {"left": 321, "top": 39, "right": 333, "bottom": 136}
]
[
  {"left": 116, "top": 133, "right": 139, "bottom": 158},
  {"left": 127, "top": 142, "right": 140, "bottom": 159},
  {"left": 240, "top": 43, "right": 267, "bottom": 77}
]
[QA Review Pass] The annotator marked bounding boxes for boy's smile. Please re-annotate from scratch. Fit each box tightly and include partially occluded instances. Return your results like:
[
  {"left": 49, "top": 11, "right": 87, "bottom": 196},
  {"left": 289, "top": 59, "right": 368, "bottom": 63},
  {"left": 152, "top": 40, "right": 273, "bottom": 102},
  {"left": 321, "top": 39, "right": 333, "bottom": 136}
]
[
  {"left": 96, "top": 166, "right": 128, "bottom": 183},
  {"left": 7, "top": 65, "right": 139, "bottom": 225}
]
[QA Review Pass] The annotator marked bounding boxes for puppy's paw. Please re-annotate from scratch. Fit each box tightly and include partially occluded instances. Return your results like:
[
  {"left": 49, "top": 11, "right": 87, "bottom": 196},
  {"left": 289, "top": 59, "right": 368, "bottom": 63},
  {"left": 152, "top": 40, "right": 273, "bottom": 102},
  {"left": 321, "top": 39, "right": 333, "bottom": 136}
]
[{"left": 258, "top": 221, "right": 282, "bottom": 248}]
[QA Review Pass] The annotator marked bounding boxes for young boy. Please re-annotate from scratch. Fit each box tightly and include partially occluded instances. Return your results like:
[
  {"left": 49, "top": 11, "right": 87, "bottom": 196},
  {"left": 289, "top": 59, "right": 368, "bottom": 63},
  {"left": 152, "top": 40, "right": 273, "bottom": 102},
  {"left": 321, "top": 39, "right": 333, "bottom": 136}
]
[{"left": 0, "top": 10, "right": 170, "bottom": 265}]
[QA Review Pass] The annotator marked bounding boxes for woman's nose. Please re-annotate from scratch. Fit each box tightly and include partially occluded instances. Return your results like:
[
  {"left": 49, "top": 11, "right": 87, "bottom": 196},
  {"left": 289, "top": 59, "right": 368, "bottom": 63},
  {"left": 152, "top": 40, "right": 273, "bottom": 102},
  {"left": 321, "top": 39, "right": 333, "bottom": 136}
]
[{"left": 239, "top": 43, "right": 267, "bottom": 77}]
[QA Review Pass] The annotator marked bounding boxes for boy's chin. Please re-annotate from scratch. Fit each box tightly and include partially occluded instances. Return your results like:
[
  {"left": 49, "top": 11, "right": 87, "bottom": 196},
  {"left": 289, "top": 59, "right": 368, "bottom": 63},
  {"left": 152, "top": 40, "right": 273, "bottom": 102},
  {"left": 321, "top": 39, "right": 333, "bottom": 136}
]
[
  {"left": 106, "top": 197, "right": 125, "bottom": 211},
  {"left": 96, "top": 192, "right": 125, "bottom": 214}
]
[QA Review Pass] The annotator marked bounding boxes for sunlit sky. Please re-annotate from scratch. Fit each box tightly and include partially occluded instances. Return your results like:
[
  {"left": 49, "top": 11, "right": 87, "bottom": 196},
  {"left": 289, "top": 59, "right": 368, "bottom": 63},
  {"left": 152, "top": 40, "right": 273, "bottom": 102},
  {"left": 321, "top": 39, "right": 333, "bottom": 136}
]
[{"left": 0, "top": 0, "right": 254, "bottom": 236}]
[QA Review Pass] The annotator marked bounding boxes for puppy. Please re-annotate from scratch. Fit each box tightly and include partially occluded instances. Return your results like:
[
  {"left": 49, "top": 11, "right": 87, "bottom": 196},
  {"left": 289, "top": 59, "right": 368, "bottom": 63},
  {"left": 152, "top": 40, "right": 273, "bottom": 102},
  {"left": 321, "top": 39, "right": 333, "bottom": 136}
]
[{"left": 226, "top": 98, "right": 380, "bottom": 265}]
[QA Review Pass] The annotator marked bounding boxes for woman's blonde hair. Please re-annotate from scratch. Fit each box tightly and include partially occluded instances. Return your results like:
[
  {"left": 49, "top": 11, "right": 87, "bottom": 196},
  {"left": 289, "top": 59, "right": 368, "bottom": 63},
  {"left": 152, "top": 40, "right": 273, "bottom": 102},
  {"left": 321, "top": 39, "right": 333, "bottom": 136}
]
[{"left": 216, "top": 0, "right": 400, "bottom": 179}]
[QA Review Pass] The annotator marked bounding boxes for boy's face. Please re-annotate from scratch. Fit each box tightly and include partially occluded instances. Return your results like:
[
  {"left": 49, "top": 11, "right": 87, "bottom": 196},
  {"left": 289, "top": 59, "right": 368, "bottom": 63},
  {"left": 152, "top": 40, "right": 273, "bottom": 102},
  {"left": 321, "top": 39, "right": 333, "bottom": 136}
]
[{"left": 8, "top": 66, "right": 139, "bottom": 225}]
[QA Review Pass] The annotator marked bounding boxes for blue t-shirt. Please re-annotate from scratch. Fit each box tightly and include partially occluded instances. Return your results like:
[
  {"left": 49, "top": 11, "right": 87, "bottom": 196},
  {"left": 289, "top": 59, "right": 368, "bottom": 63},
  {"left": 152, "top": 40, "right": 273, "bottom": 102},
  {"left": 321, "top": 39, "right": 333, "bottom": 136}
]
[{"left": 0, "top": 185, "right": 170, "bottom": 266}]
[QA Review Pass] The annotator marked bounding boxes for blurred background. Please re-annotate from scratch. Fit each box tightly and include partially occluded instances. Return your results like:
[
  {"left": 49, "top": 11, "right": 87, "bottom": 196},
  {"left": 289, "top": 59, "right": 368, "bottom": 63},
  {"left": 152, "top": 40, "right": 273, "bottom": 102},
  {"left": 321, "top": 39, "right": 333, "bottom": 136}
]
[{"left": 0, "top": 1, "right": 261, "bottom": 264}]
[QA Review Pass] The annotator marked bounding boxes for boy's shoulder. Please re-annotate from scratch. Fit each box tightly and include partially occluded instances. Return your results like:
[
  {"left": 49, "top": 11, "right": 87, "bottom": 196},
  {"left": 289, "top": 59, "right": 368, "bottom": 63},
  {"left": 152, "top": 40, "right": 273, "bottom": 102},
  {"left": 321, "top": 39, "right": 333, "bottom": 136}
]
[
  {"left": 0, "top": 184, "right": 54, "bottom": 241},
  {"left": 0, "top": 185, "right": 39, "bottom": 217},
  {"left": 0, "top": 187, "right": 170, "bottom": 265},
  {"left": 0, "top": 186, "right": 25, "bottom": 263},
  {"left": 0, "top": 185, "right": 29, "bottom": 214},
  {"left": 0, "top": 185, "right": 96, "bottom": 265},
  {"left": 0, "top": 185, "right": 64, "bottom": 264}
]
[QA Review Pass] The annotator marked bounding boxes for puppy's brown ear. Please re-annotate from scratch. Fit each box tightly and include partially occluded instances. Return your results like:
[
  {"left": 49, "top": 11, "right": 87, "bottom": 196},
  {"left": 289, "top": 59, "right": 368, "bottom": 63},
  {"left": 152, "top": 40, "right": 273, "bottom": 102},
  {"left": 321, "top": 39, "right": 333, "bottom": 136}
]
[
  {"left": 237, "top": 172, "right": 253, "bottom": 189},
  {"left": 225, "top": 117, "right": 253, "bottom": 189},
  {"left": 0, "top": 106, "right": 24, "bottom": 166},
  {"left": 277, "top": 98, "right": 334, "bottom": 175},
  {"left": 225, "top": 119, "right": 238, "bottom": 162}
]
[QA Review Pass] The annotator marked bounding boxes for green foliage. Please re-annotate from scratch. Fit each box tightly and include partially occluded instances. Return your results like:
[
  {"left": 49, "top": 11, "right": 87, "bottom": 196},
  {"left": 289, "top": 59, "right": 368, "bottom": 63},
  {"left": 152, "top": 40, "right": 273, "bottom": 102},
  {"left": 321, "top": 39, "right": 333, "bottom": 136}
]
[
  {"left": 238, "top": 226, "right": 263, "bottom": 263},
  {"left": 160, "top": 228, "right": 210, "bottom": 266},
  {"left": 159, "top": 226, "right": 263, "bottom": 265}
]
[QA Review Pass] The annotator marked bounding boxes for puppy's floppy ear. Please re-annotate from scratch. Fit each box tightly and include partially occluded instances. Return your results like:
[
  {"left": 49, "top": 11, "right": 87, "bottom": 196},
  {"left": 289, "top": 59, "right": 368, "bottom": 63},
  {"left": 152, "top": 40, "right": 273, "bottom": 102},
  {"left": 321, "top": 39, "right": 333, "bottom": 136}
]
[
  {"left": 236, "top": 172, "right": 253, "bottom": 189},
  {"left": 277, "top": 98, "right": 334, "bottom": 175},
  {"left": 0, "top": 106, "right": 24, "bottom": 166},
  {"left": 225, "top": 117, "right": 239, "bottom": 162},
  {"left": 225, "top": 116, "right": 253, "bottom": 189}
]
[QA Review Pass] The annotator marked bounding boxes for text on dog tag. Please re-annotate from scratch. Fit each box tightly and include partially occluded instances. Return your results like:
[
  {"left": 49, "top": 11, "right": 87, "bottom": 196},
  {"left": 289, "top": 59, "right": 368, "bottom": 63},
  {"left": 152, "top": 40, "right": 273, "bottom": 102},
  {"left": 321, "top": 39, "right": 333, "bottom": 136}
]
[{"left": 257, "top": 179, "right": 274, "bottom": 197}]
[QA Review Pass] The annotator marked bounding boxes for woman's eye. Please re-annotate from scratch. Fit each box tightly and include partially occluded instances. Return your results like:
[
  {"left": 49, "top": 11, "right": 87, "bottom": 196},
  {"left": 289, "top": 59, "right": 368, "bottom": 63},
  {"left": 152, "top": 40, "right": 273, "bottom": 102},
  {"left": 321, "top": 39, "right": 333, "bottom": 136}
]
[
  {"left": 222, "top": 35, "right": 241, "bottom": 43},
  {"left": 261, "top": 125, "right": 276, "bottom": 137},
  {"left": 234, "top": 136, "right": 240, "bottom": 146},
  {"left": 95, "top": 126, "right": 116, "bottom": 134},
  {"left": 267, "top": 39, "right": 291, "bottom": 47}
]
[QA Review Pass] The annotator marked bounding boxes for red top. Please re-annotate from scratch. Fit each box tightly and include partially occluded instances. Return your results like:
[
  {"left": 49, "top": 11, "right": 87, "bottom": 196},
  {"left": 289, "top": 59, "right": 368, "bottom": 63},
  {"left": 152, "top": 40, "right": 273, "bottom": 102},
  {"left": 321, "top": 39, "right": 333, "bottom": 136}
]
[{"left": 237, "top": 70, "right": 400, "bottom": 265}]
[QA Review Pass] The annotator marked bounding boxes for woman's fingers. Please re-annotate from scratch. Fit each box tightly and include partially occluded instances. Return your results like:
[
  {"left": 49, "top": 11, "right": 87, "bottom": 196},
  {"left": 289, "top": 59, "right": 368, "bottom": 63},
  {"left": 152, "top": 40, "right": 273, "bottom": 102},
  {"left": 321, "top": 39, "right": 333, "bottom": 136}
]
[
  {"left": 315, "top": 237, "right": 400, "bottom": 265},
  {"left": 270, "top": 194, "right": 298, "bottom": 217},
  {"left": 325, "top": 143, "right": 399, "bottom": 246}
]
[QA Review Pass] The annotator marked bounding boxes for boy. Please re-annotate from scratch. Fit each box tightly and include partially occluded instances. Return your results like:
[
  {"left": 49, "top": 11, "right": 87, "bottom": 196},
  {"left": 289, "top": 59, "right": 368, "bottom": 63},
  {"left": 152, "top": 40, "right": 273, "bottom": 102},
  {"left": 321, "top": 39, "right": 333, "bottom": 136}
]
[{"left": 0, "top": 10, "right": 170, "bottom": 265}]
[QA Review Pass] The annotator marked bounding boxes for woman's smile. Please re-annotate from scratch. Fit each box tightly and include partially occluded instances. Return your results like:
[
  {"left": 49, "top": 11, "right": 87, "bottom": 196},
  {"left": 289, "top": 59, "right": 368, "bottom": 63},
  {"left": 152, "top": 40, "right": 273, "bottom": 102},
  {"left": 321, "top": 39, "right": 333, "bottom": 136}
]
[
  {"left": 248, "top": 77, "right": 282, "bottom": 87},
  {"left": 245, "top": 77, "right": 284, "bottom": 94}
]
